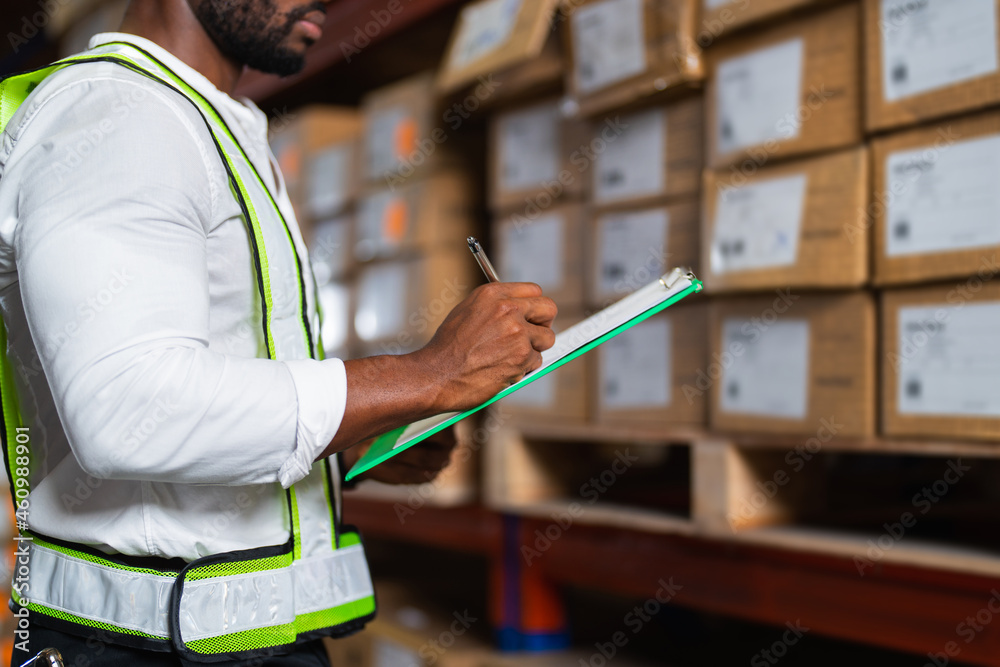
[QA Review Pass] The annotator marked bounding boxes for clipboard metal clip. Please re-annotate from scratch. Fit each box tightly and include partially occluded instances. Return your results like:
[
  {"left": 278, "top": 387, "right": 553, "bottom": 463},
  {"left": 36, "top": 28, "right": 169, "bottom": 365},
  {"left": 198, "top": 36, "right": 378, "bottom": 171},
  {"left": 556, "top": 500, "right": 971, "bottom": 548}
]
[{"left": 659, "top": 267, "right": 700, "bottom": 291}]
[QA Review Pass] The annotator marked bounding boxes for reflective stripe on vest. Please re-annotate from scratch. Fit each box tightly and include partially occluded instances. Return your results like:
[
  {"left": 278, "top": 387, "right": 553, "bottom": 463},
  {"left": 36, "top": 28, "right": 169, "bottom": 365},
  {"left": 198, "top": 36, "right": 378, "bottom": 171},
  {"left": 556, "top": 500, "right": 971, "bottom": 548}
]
[{"left": 0, "top": 43, "right": 375, "bottom": 661}]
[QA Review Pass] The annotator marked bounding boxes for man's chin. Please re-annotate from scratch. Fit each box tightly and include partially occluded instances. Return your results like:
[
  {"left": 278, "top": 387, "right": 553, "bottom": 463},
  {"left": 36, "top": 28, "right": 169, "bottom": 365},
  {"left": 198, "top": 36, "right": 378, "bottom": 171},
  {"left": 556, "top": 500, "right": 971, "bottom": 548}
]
[{"left": 247, "top": 53, "right": 307, "bottom": 77}]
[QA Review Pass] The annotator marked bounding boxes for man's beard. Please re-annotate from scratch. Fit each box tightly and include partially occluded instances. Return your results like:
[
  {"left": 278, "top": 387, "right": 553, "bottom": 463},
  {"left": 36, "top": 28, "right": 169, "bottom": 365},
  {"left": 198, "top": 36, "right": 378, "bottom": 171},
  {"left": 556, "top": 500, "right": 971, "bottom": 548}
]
[{"left": 191, "top": 0, "right": 324, "bottom": 77}]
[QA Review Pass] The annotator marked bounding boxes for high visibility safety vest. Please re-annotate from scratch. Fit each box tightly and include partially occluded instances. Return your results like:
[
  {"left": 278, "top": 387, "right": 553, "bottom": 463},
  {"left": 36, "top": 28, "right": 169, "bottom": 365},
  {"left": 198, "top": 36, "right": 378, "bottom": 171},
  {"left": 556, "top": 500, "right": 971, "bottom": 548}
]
[{"left": 0, "top": 42, "right": 376, "bottom": 662}]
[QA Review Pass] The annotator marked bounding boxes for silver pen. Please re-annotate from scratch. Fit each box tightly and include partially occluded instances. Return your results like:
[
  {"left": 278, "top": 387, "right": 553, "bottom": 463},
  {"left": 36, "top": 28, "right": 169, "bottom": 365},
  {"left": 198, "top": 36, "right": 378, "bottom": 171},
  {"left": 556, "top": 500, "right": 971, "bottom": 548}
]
[{"left": 467, "top": 236, "right": 501, "bottom": 283}]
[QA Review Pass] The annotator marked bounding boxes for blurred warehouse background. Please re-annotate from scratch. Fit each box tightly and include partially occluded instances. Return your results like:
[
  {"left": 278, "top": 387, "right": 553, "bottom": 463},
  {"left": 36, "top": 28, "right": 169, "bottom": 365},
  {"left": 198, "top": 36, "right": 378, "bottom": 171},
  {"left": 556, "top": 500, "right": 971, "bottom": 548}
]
[{"left": 3, "top": 0, "right": 1000, "bottom": 665}]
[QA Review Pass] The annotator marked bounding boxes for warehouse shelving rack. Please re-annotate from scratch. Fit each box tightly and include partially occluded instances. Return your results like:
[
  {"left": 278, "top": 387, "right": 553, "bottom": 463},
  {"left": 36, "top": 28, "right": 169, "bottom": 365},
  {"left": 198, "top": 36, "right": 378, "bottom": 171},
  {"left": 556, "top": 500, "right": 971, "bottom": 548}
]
[{"left": 236, "top": 0, "right": 1000, "bottom": 663}]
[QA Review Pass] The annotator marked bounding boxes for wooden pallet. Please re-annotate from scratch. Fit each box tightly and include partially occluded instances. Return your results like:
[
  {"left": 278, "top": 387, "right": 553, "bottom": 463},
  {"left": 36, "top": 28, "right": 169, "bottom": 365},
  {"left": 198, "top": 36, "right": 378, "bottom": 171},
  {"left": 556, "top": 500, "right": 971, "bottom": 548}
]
[{"left": 485, "top": 414, "right": 1000, "bottom": 578}]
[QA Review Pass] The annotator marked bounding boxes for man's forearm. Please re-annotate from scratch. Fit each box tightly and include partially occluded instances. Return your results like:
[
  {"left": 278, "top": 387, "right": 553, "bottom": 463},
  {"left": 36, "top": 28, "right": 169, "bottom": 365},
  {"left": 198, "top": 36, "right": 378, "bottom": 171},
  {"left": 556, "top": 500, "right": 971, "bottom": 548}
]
[{"left": 316, "top": 353, "right": 440, "bottom": 460}]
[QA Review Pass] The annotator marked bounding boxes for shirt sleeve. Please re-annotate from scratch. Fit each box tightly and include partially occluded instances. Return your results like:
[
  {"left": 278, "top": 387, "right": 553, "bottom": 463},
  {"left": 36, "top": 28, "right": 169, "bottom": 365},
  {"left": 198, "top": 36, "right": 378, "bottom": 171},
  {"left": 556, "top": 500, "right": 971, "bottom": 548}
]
[{"left": 8, "top": 70, "right": 345, "bottom": 488}]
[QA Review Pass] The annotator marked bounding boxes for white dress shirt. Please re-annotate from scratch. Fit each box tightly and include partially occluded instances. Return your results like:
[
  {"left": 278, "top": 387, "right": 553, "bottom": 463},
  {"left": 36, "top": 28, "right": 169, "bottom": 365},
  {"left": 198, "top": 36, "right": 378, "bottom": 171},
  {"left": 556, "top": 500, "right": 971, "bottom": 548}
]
[{"left": 0, "top": 33, "right": 348, "bottom": 560}]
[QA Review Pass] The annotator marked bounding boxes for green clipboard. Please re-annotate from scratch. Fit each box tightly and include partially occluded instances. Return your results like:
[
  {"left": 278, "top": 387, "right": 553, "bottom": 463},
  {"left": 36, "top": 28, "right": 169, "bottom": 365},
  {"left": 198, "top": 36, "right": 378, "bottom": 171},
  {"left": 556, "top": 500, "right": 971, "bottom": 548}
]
[{"left": 345, "top": 269, "right": 703, "bottom": 481}]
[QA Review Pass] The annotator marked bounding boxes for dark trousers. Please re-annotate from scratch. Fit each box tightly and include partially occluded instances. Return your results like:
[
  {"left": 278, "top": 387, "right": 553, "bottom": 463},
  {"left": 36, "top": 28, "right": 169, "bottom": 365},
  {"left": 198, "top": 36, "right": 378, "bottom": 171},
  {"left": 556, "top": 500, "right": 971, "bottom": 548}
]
[{"left": 10, "top": 625, "right": 331, "bottom": 667}]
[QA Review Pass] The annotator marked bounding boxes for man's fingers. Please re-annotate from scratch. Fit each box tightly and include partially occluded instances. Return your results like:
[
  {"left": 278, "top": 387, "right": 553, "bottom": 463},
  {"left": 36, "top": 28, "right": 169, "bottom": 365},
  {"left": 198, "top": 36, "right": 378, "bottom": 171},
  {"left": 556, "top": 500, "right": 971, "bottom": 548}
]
[
  {"left": 484, "top": 281, "right": 542, "bottom": 298},
  {"left": 517, "top": 295, "right": 558, "bottom": 327},
  {"left": 526, "top": 322, "right": 556, "bottom": 353}
]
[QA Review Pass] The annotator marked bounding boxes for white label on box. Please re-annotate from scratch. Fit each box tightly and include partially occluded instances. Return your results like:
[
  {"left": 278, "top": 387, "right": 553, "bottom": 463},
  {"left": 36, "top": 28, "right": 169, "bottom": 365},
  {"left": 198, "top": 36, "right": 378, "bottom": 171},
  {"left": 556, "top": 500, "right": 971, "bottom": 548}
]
[
  {"left": 885, "top": 134, "right": 1000, "bottom": 257},
  {"left": 354, "top": 263, "right": 408, "bottom": 341},
  {"left": 601, "top": 317, "right": 671, "bottom": 409},
  {"left": 573, "top": 0, "right": 647, "bottom": 94},
  {"left": 594, "top": 108, "right": 665, "bottom": 203},
  {"left": 366, "top": 106, "right": 408, "bottom": 178},
  {"left": 310, "top": 216, "right": 351, "bottom": 285},
  {"left": 596, "top": 209, "right": 668, "bottom": 300},
  {"left": 710, "top": 173, "right": 808, "bottom": 273},
  {"left": 501, "top": 213, "right": 564, "bottom": 290},
  {"left": 449, "top": 0, "right": 523, "bottom": 69},
  {"left": 720, "top": 319, "right": 810, "bottom": 419},
  {"left": 716, "top": 38, "right": 804, "bottom": 155},
  {"left": 896, "top": 302, "right": 1000, "bottom": 417},
  {"left": 881, "top": 0, "right": 998, "bottom": 102},
  {"left": 317, "top": 282, "right": 350, "bottom": 354},
  {"left": 498, "top": 102, "right": 561, "bottom": 192},
  {"left": 306, "top": 144, "right": 352, "bottom": 218},
  {"left": 704, "top": 0, "right": 733, "bottom": 8}
]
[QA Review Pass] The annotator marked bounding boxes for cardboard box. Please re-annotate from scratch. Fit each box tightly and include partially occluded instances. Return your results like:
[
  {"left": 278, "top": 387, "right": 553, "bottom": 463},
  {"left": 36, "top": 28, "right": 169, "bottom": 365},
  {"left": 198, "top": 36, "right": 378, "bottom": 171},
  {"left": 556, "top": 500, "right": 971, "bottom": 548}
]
[
  {"left": 565, "top": 0, "right": 703, "bottom": 118},
  {"left": 488, "top": 98, "right": 590, "bottom": 210},
  {"left": 586, "top": 198, "right": 700, "bottom": 308},
  {"left": 360, "top": 72, "right": 466, "bottom": 186},
  {"left": 302, "top": 138, "right": 359, "bottom": 221},
  {"left": 709, "top": 291, "right": 876, "bottom": 437},
  {"left": 317, "top": 280, "right": 355, "bottom": 361},
  {"left": 494, "top": 203, "right": 586, "bottom": 309},
  {"left": 864, "top": 0, "right": 1000, "bottom": 133},
  {"left": 701, "top": 146, "right": 869, "bottom": 293},
  {"left": 269, "top": 106, "right": 362, "bottom": 227},
  {"left": 479, "top": 23, "right": 567, "bottom": 110},
  {"left": 698, "top": 0, "right": 833, "bottom": 41},
  {"left": 354, "top": 171, "right": 476, "bottom": 262},
  {"left": 437, "top": 0, "right": 561, "bottom": 94},
  {"left": 354, "top": 250, "right": 475, "bottom": 354},
  {"left": 593, "top": 302, "right": 708, "bottom": 428},
  {"left": 882, "top": 283, "right": 1000, "bottom": 441},
  {"left": 871, "top": 111, "right": 1000, "bottom": 286},
  {"left": 310, "top": 214, "right": 355, "bottom": 283},
  {"left": 705, "top": 2, "right": 861, "bottom": 169},
  {"left": 590, "top": 96, "right": 704, "bottom": 208}
]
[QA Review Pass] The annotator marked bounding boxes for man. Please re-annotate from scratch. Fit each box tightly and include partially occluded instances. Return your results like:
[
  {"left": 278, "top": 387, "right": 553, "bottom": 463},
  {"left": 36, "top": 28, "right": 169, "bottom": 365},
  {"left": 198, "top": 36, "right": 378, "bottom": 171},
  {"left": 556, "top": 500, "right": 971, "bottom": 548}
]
[{"left": 0, "top": 0, "right": 556, "bottom": 664}]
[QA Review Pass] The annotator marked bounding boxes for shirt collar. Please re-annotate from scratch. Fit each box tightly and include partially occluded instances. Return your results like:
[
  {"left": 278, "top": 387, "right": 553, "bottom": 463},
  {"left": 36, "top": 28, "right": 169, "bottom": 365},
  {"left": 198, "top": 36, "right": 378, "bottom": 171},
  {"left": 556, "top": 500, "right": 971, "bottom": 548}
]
[{"left": 87, "top": 32, "right": 269, "bottom": 138}]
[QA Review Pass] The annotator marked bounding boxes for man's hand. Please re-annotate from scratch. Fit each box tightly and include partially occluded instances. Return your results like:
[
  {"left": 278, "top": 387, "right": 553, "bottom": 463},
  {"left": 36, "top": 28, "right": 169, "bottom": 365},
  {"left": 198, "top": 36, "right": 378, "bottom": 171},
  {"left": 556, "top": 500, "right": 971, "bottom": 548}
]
[
  {"left": 341, "top": 428, "right": 458, "bottom": 486},
  {"left": 319, "top": 282, "right": 556, "bottom": 460},
  {"left": 412, "top": 282, "right": 558, "bottom": 412}
]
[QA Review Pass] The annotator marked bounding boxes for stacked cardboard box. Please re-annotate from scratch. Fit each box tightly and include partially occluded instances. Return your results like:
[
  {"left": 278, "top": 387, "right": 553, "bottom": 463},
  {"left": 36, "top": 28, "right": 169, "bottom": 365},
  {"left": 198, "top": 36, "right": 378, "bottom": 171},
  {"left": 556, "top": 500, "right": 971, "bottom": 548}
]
[
  {"left": 699, "top": 0, "right": 833, "bottom": 40},
  {"left": 436, "top": 0, "right": 564, "bottom": 107},
  {"left": 353, "top": 72, "right": 479, "bottom": 356},
  {"left": 701, "top": 147, "right": 869, "bottom": 292},
  {"left": 704, "top": 2, "right": 861, "bottom": 169},
  {"left": 864, "top": 0, "right": 1000, "bottom": 133},
  {"left": 699, "top": 2, "right": 878, "bottom": 438},
  {"left": 484, "top": 6, "right": 709, "bottom": 429},
  {"left": 582, "top": 90, "right": 707, "bottom": 429},
  {"left": 270, "top": 106, "right": 362, "bottom": 236},
  {"left": 488, "top": 98, "right": 593, "bottom": 425},
  {"left": 469, "top": 0, "right": 709, "bottom": 431},
  {"left": 865, "top": 0, "right": 1000, "bottom": 440},
  {"left": 586, "top": 198, "right": 700, "bottom": 306},
  {"left": 881, "top": 282, "right": 1000, "bottom": 441},
  {"left": 488, "top": 98, "right": 590, "bottom": 210},
  {"left": 592, "top": 302, "right": 709, "bottom": 428},
  {"left": 269, "top": 107, "right": 363, "bottom": 361},
  {"left": 708, "top": 292, "right": 876, "bottom": 437},
  {"left": 564, "top": 0, "right": 704, "bottom": 117}
]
